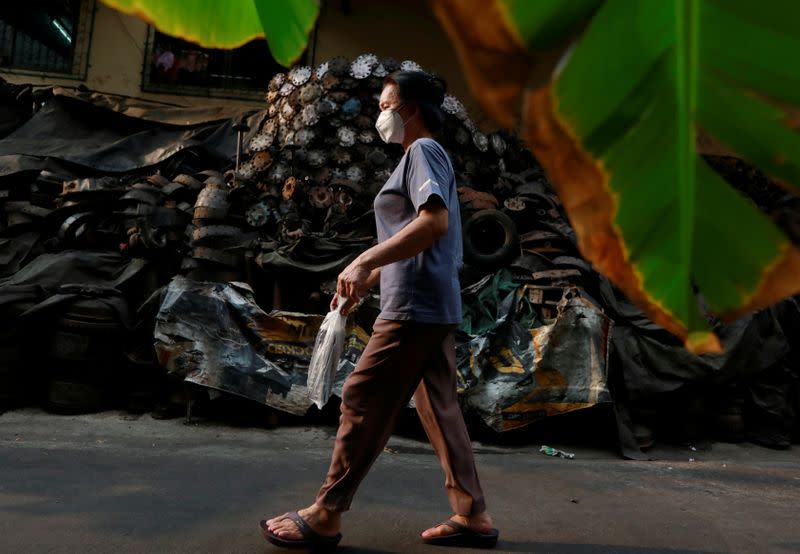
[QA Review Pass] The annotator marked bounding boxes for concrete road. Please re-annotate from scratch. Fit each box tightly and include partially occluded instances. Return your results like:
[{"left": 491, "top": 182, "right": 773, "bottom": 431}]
[{"left": 0, "top": 408, "right": 798, "bottom": 554}]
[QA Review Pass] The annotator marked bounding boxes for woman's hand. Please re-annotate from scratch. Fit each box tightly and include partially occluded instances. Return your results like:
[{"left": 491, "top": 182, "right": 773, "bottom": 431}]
[{"left": 333, "top": 260, "right": 372, "bottom": 315}]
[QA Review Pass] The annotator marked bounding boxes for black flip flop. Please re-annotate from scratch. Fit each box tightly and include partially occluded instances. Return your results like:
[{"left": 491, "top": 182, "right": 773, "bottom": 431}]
[
  {"left": 421, "top": 518, "right": 500, "bottom": 549},
  {"left": 259, "top": 512, "right": 342, "bottom": 551}
]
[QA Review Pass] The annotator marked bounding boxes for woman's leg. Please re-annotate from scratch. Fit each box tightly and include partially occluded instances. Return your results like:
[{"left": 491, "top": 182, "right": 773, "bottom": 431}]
[
  {"left": 316, "top": 318, "right": 452, "bottom": 511},
  {"left": 413, "top": 329, "right": 487, "bottom": 515}
]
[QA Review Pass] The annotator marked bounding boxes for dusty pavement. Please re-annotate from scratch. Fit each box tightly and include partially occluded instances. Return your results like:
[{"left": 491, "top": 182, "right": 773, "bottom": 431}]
[{"left": 0, "top": 408, "right": 798, "bottom": 554}]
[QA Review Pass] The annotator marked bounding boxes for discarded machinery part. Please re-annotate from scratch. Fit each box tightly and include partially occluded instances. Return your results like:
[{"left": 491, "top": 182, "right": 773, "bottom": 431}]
[
  {"left": 455, "top": 127, "right": 470, "bottom": 146},
  {"left": 307, "top": 149, "right": 328, "bottom": 168},
  {"left": 509, "top": 252, "right": 555, "bottom": 274},
  {"left": 498, "top": 158, "right": 507, "bottom": 174},
  {"left": 192, "top": 246, "right": 241, "bottom": 268},
  {"left": 367, "top": 148, "right": 389, "bottom": 167},
  {"left": 328, "top": 56, "right": 350, "bottom": 76},
  {"left": 266, "top": 163, "right": 290, "bottom": 187},
  {"left": 237, "top": 161, "right": 257, "bottom": 181},
  {"left": 288, "top": 65, "right": 312, "bottom": 86},
  {"left": 162, "top": 182, "right": 186, "bottom": 197},
  {"left": 284, "top": 130, "right": 297, "bottom": 146},
  {"left": 372, "top": 62, "right": 388, "bottom": 78},
  {"left": 442, "top": 94, "right": 465, "bottom": 116},
  {"left": 472, "top": 130, "right": 489, "bottom": 152},
  {"left": 336, "top": 190, "right": 353, "bottom": 208},
  {"left": 266, "top": 90, "right": 280, "bottom": 104},
  {"left": 251, "top": 151, "right": 273, "bottom": 170},
  {"left": 245, "top": 202, "right": 273, "bottom": 228},
  {"left": 329, "top": 91, "right": 349, "bottom": 104},
  {"left": 491, "top": 133, "right": 507, "bottom": 156},
  {"left": 333, "top": 147, "right": 352, "bottom": 166},
  {"left": 61, "top": 176, "right": 118, "bottom": 195},
  {"left": 282, "top": 176, "right": 299, "bottom": 201},
  {"left": 330, "top": 167, "right": 345, "bottom": 181},
  {"left": 193, "top": 185, "right": 230, "bottom": 220},
  {"left": 400, "top": 60, "right": 423, "bottom": 72},
  {"left": 462, "top": 117, "right": 476, "bottom": 130},
  {"left": 354, "top": 114, "right": 373, "bottom": 130},
  {"left": 295, "top": 128, "right": 316, "bottom": 147},
  {"left": 203, "top": 175, "right": 227, "bottom": 188},
  {"left": 293, "top": 147, "right": 309, "bottom": 164},
  {"left": 119, "top": 203, "right": 155, "bottom": 217},
  {"left": 315, "top": 60, "right": 330, "bottom": 79},
  {"left": 337, "top": 126, "right": 357, "bottom": 147},
  {"left": 189, "top": 224, "right": 241, "bottom": 247},
  {"left": 357, "top": 130, "right": 376, "bottom": 144},
  {"left": 350, "top": 53, "right": 379, "bottom": 79},
  {"left": 316, "top": 98, "right": 337, "bottom": 117},
  {"left": 458, "top": 186, "right": 499, "bottom": 210},
  {"left": 346, "top": 165, "right": 364, "bottom": 183},
  {"left": 299, "top": 82, "right": 322, "bottom": 104},
  {"left": 341, "top": 97, "right": 362, "bottom": 120},
  {"left": 504, "top": 197, "right": 526, "bottom": 212},
  {"left": 338, "top": 77, "right": 358, "bottom": 90},
  {"left": 314, "top": 167, "right": 333, "bottom": 184},
  {"left": 4, "top": 201, "right": 52, "bottom": 219},
  {"left": 146, "top": 174, "right": 171, "bottom": 188},
  {"left": 375, "top": 168, "right": 393, "bottom": 182},
  {"left": 172, "top": 174, "right": 203, "bottom": 190},
  {"left": 268, "top": 73, "right": 287, "bottom": 92},
  {"left": 58, "top": 211, "right": 96, "bottom": 243},
  {"left": 552, "top": 255, "right": 594, "bottom": 274},
  {"left": 196, "top": 169, "right": 223, "bottom": 180},
  {"left": 300, "top": 103, "right": 321, "bottom": 126},
  {"left": 180, "top": 256, "right": 199, "bottom": 272},
  {"left": 279, "top": 82, "right": 295, "bottom": 97},
  {"left": 309, "top": 186, "right": 333, "bottom": 209},
  {"left": 291, "top": 115, "right": 305, "bottom": 131},
  {"left": 531, "top": 268, "right": 582, "bottom": 283},
  {"left": 462, "top": 209, "right": 520, "bottom": 267},
  {"left": 131, "top": 182, "right": 163, "bottom": 194},
  {"left": 119, "top": 189, "right": 159, "bottom": 205},
  {"left": 381, "top": 57, "right": 400, "bottom": 72},
  {"left": 280, "top": 102, "right": 296, "bottom": 121},
  {"left": 249, "top": 131, "right": 274, "bottom": 151},
  {"left": 276, "top": 124, "right": 290, "bottom": 145},
  {"left": 177, "top": 201, "right": 194, "bottom": 215},
  {"left": 321, "top": 72, "right": 341, "bottom": 91}
]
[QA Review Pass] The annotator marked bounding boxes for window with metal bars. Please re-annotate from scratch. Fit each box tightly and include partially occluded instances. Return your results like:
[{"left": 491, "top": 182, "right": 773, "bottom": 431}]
[
  {"left": 0, "top": 1, "right": 94, "bottom": 79},
  {"left": 142, "top": 27, "right": 308, "bottom": 100}
]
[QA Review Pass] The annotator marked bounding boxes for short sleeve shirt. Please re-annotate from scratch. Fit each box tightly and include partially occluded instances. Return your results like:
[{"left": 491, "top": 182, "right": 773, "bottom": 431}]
[{"left": 373, "top": 138, "right": 463, "bottom": 324}]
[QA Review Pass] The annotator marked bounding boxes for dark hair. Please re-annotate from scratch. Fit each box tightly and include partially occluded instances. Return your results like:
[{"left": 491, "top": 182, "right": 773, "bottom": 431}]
[{"left": 384, "top": 70, "right": 447, "bottom": 133}]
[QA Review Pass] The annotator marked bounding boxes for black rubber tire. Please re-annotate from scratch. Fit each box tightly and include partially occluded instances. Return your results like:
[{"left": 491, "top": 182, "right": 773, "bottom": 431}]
[{"left": 462, "top": 209, "right": 519, "bottom": 268}]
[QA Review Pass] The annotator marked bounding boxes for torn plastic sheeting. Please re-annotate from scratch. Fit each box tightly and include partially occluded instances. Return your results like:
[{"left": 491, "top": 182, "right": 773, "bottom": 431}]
[
  {"left": 152, "top": 277, "right": 369, "bottom": 414},
  {"left": 457, "top": 286, "right": 613, "bottom": 433},
  {"left": 0, "top": 92, "right": 262, "bottom": 176}
]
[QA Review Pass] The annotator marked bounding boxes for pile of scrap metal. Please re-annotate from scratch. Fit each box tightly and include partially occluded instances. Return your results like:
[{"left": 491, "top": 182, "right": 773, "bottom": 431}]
[{"left": 0, "top": 56, "right": 797, "bottom": 457}]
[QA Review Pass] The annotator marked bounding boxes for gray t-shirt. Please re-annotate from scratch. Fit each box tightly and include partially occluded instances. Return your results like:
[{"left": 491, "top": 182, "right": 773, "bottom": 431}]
[{"left": 373, "top": 138, "right": 463, "bottom": 324}]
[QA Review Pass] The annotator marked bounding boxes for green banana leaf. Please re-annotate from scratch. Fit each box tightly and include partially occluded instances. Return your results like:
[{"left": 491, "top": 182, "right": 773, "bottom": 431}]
[
  {"left": 100, "top": 0, "right": 319, "bottom": 67},
  {"left": 432, "top": 0, "right": 800, "bottom": 352}
]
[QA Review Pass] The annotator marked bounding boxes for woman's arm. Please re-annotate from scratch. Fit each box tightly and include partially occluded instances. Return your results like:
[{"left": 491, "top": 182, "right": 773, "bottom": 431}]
[{"left": 335, "top": 199, "right": 448, "bottom": 310}]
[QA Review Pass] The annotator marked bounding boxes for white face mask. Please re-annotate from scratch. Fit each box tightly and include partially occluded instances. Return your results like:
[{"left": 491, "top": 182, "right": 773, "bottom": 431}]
[{"left": 375, "top": 106, "right": 405, "bottom": 144}]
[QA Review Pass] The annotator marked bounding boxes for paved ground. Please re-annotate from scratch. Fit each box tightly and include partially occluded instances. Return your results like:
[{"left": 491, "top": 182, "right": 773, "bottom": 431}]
[{"left": 0, "top": 408, "right": 798, "bottom": 554}]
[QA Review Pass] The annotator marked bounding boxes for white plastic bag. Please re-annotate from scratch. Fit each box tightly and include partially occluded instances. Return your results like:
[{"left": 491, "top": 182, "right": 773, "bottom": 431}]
[{"left": 306, "top": 297, "right": 347, "bottom": 409}]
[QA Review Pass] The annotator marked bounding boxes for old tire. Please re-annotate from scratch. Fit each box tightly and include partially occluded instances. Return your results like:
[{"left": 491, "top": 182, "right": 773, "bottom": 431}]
[{"left": 463, "top": 209, "right": 519, "bottom": 268}]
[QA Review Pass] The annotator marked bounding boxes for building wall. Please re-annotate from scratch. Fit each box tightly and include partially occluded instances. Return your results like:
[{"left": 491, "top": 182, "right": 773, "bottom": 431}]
[{"left": 1, "top": 1, "right": 491, "bottom": 126}]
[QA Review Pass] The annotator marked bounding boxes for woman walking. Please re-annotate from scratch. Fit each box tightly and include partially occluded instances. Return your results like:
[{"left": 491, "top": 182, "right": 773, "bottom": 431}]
[{"left": 261, "top": 70, "right": 498, "bottom": 550}]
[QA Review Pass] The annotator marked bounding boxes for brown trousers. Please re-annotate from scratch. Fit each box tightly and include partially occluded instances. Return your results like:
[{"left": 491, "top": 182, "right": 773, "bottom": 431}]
[{"left": 316, "top": 318, "right": 486, "bottom": 515}]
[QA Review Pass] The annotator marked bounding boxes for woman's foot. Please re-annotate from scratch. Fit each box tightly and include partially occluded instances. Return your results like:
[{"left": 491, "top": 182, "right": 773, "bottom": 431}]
[
  {"left": 266, "top": 503, "right": 341, "bottom": 540},
  {"left": 421, "top": 511, "right": 495, "bottom": 539}
]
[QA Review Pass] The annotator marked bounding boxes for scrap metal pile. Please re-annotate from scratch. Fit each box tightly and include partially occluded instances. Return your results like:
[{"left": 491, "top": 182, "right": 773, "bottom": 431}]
[{"left": 0, "top": 56, "right": 797, "bottom": 456}]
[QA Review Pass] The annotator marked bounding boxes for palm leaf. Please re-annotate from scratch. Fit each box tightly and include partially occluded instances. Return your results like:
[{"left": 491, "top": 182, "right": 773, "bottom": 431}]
[
  {"left": 100, "top": 0, "right": 319, "bottom": 67},
  {"left": 432, "top": 0, "right": 800, "bottom": 352}
]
